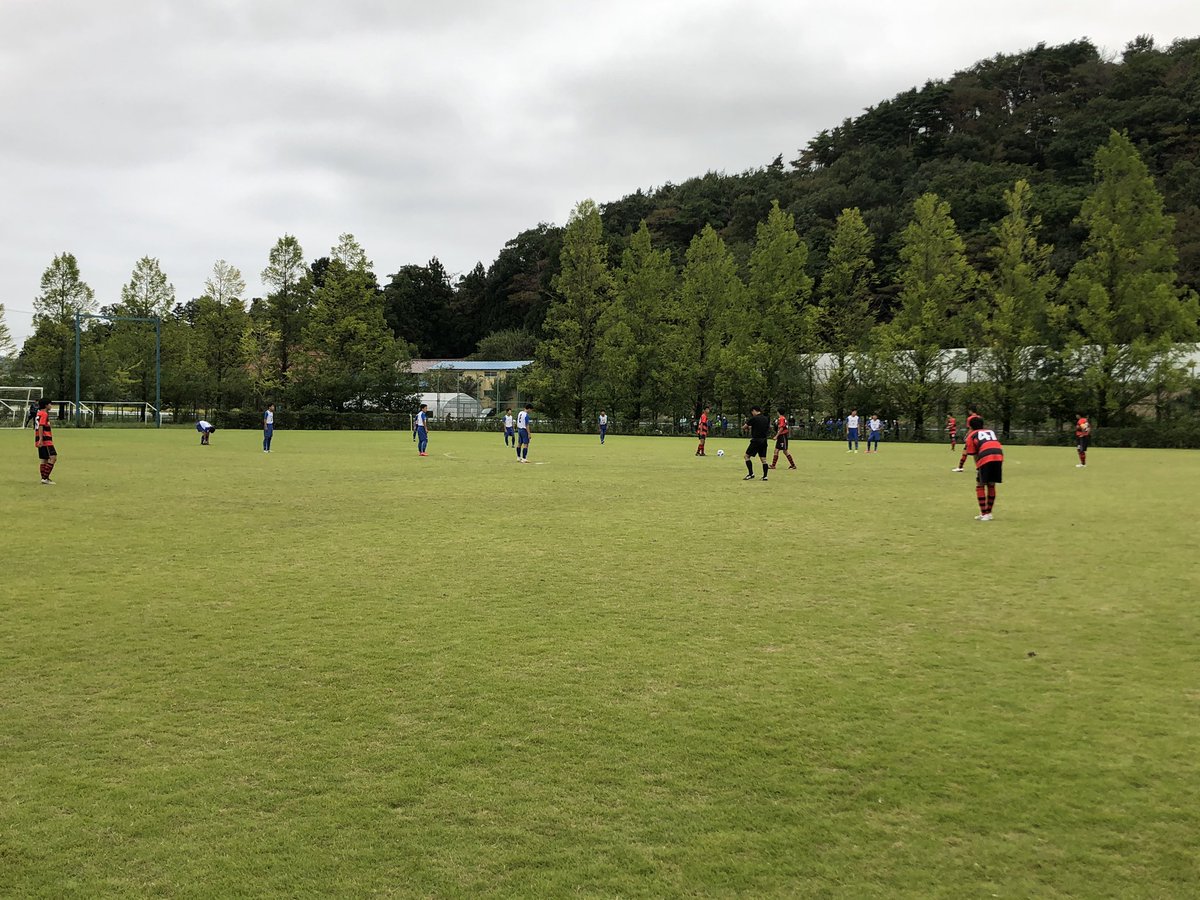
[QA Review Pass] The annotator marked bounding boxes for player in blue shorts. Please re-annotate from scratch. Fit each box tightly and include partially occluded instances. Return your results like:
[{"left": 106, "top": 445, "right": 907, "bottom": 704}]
[
  {"left": 415, "top": 403, "right": 429, "bottom": 456},
  {"left": 598, "top": 410, "right": 608, "bottom": 444},
  {"left": 866, "top": 413, "right": 882, "bottom": 452},
  {"left": 845, "top": 409, "right": 860, "bottom": 453},
  {"left": 516, "top": 404, "right": 532, "bottom": 462},
  {"left": 502, "top": 408, "right": 515, "bottom": 447}
]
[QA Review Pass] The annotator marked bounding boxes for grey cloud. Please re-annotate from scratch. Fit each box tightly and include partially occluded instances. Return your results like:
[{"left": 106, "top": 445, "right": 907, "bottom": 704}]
[{"left": 3, "top": 0, "right": 1197, "bottom": 344}]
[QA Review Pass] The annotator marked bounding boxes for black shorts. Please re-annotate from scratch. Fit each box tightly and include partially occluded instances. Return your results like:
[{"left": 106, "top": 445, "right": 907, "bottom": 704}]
[
  {"left": 977, "top": 461, "right": 1003, "bottom": 485},
  {"left": 775, "top": 434, "right": 789, "bottom": 450},
  {"left": 746, "top": 438, "right": 768, "bottom": 458},
  {"left": 37, "top": 445, "right": 56, "bottom": 460},
  {"left": 1077, "top": 436, "right": 1090, "bottom": 451}
]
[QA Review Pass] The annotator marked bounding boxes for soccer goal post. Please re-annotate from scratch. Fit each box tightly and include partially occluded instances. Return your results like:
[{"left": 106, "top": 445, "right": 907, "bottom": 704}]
[{"left": 0, "top": 385, "right": 43, "bottom": 428}]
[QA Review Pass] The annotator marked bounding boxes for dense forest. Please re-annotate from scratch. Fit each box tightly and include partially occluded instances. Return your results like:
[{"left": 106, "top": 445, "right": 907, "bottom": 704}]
[{"left": 3, "top": 35, "right": 1198, "bottom": 435}]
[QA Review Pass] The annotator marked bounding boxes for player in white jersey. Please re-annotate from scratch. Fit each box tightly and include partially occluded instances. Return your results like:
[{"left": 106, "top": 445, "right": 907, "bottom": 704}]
[
  {"left": 516, "top": 405, "right": 532, "bottom": 462},
  {"left": 415, "top": 404, "right": 430, "bottom": 456},
  {"left": 502, "top": 409, "right": 515, "bottom": 447},
  {"left": 845, "top": 410, "right": 860, "bottom": 453},
  {"left": 196, "top": 419, "right": 216, "bottom": 445},
  {"left": 866, "top": 413, "right": 882, "bottom": 452},
  {"left": 263, "top": 403, "right": 275, "bottom": 452},
  {"left": 598, "top": 410, "right": 608, "bottom": 444}
]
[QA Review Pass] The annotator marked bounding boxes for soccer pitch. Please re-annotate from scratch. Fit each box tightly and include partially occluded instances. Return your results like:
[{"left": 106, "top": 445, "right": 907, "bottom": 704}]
[{"left": 3, "top": 428, "right": 1198, "bottom": 897}]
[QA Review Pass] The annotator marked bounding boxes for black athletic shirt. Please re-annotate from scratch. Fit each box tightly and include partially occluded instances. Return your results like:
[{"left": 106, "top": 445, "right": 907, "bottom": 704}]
[{"left": 746, "top": 414, "right": 770, "bottom": 440}]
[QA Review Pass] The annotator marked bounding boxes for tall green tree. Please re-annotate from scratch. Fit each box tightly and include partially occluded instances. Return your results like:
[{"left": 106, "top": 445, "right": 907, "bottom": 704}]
[
  {"left": 471, "top": 328, "right": 537, "bottom": 361},
  {"left": 160, "top": 309, "right": 206, "bottom": 416},
  {"left": 976, "top": 180, "right": 1057, "bottom": 436},
  {"left": 670, "top": 225, "right": 747, "bottom": 415},
  {"left": 746, "top": 200, "right": 816, "bottom": 410},
  {"left": 527, "top": 200, "right": 613, "bottom": 420},
  {"left": 194, "top": 259, "right": 249, "bottom": 408},
  {"left": 119, "top": 256, "right": 175, "bottom": 316},
  {"left": 817, "top": 208, "right": 875, "bottom": 418},
  {"left": 22, "top": 253, "right": 96, "bottom": 398},
  {"left": 107, "top": 256, "right": 175, "bottom": 404},
  {"left": 296, "top": 234, "right": 413, "bottom": 411},
  {"left": 240, "top": 314, "right": 281, "bottom": 409},
  {"left": 596, "top": 221, "right": 675, "bottom": 421},
  {"left": 206, "top": 259, "right": 246, "bottom": 306},
  {"left": 879, "top": 192, "right": 975, "bottom": 436},
  {"left": 0, "top": 304, "right": 15, "bottom": 379},
  {"left": 261, "top": 235, "right": 313, "bottom": 388},
  {"left": 1062, "top": 130, "right": 1199, "bottom": 425},
  {"left": 478, "top": 225, "right": 564, "bottom": 336},
  {"left": 382, "top": 258, "right": 461, "bottom": 357}
]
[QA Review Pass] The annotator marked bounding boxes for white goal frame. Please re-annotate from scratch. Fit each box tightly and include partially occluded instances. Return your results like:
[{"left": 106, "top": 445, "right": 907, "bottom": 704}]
[{"left": 0, "top": 385, "right": 42, "bottom": 428}]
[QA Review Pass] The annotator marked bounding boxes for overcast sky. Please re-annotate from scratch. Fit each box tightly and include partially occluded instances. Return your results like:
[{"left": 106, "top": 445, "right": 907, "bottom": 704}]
[{"left": 2, "top": 0, "right": 1197, "bottom": 345}]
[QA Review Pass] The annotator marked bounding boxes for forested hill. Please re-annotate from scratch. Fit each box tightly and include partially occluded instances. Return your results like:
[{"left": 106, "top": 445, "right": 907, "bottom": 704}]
[
  {"left": 603, "top": 36, "right": 1200, "bottom": 296},
  {"left": 441, "top": 35, "right": 1198, "bottom": 357}
]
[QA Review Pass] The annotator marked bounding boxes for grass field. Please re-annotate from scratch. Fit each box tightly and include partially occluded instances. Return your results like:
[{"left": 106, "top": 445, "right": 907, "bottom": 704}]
[{"left": 3, "top": 426, "right": 1198, "bottom": 897}]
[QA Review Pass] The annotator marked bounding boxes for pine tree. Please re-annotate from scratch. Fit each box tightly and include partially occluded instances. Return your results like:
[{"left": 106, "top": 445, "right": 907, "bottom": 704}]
[
  {"left": 747, "top": 200, "right": 816, "bottom": 411},
  {"left": 24, "top": 253, "right": 96, "bottom": 397},
  {"left": 1063, "top": 130, "right": 1199, "bottom": 425},
  {"left": 597, "top": 221, "right": 675, "bottom": 422},
  {"left": 299, "top": 234, "right": 412, "bottom": 411},
  {"left": 0, "top": 304, "right": 15, "bottom": 367},
  {"left": 880, "top": 193, "right": 974, "bottom": 437},
  {"left": 670, "top": 225, "right": 746, "bottom": 417},
  {"left": 108, "top": 256, "right": 175, "bottom": 404},
  {"left": 527, "top": 200, "right": 613, "bottom": 420},
  {"left": 119, "top": 257, "right": 175, "bottom": 316},
  {"left": 195, "top": 259, "right": 249, "bottom": 409},
  {"left": 817, "top": 207, "right": 875, "bottom": 419},
  {"left": 262, "top": 235, "right": 313, "bottom": 388},
  {"left": 976, "top": 180, "right": 1057, "bottom": 436}
]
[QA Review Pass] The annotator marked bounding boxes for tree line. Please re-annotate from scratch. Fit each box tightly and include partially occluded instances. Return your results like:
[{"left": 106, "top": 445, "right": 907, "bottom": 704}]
[
  {"left": 529, "top": 131, "right": 1197, "bottom": 435},
  {"left": 13, "top": 234, "right": 418, "bottom": 415},
  {"left": 2, "top": 35, "right": 1198, "bottom": 434},
  {"left": 3, "top": 130, "right": 1196, "bottom": 437}
]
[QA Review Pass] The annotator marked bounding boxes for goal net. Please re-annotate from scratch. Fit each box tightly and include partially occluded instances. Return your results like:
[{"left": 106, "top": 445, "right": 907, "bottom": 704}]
[{"left": 0, "top": 385, "right": 42, "bottom": 428}]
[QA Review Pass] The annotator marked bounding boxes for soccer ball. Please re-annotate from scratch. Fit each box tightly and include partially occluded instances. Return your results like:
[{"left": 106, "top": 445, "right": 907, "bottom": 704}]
[{"left": 716, "top": 449, "right": 725, "bottom": 457}]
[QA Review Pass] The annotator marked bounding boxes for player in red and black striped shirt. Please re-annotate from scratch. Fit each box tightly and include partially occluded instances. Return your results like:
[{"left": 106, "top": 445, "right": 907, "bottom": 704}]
[
  {"left": 952, "top": 410, "right": 979, "bottom": 472},
  {"left": 947, "top": 415, "right": 958, "bottom": 451},
  {"left": 1075, "top": 414, "right": 1090, "bottom": 467},
  {"left": 962, "top": 414, "right": 1003, "bottom": 520},
  {"left": 34, "top": 398, "right": 57, "bottom": 485},
  {"left": 769, "top": 409, "right": 796, "bottom": 470},
  {"left": 696, "top": 406, "right": 710, "bottom": 456}
]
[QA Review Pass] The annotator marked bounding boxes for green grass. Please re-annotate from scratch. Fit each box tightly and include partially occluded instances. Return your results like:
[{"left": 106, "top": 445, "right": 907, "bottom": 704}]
[{"left": 2, "top": 427, "right": 1198, "bottom": 897}]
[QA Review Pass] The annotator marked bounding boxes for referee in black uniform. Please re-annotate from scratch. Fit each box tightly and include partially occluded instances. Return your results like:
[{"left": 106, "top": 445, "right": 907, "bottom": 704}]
[{"left": 742, "top": 405, "right": 771, "bottom": 481}]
